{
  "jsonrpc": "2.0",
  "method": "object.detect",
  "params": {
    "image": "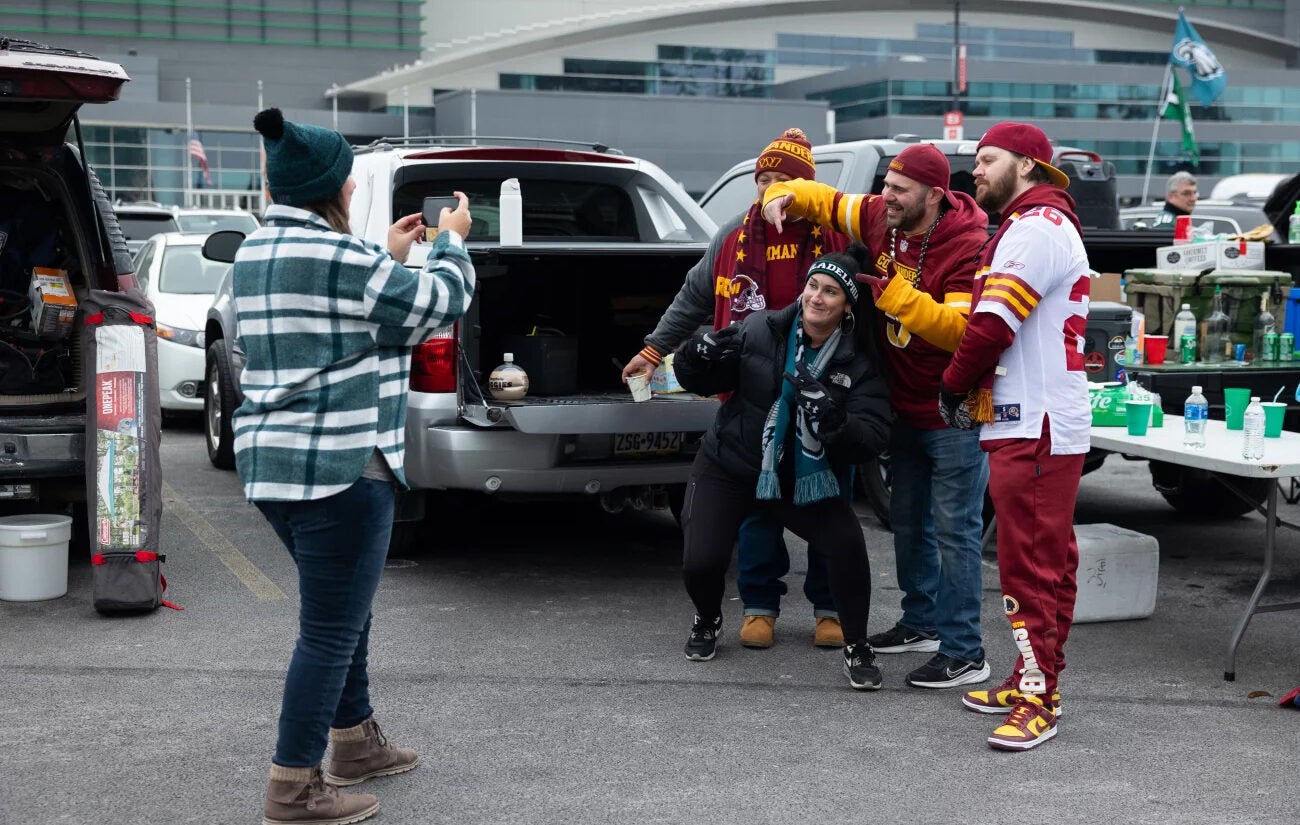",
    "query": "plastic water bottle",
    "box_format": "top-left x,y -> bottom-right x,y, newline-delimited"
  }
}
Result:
1173,303 -> 1197,358
488,352 -> 529,400
1242,396 -> 1265,460
1183,385 -> 1208,449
